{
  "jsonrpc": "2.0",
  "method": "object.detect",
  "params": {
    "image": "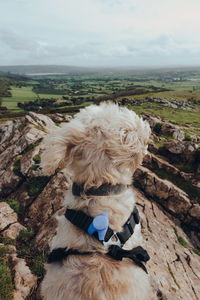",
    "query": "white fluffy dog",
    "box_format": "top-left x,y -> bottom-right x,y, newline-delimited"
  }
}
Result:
40,102 -> 151,300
